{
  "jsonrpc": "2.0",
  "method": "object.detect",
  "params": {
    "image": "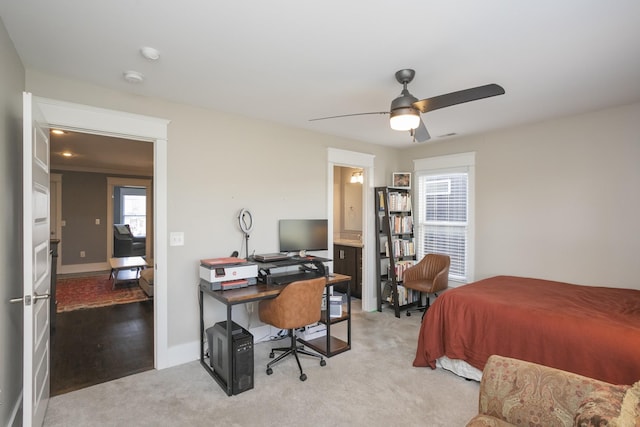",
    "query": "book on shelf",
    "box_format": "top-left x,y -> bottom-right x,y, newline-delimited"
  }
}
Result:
385,238 -> 414,258
388,191 -> 412,212
386,284 -> 420,305
390,214 -> 413,234
389,238 -> 415,258
387,260 -> 416,282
